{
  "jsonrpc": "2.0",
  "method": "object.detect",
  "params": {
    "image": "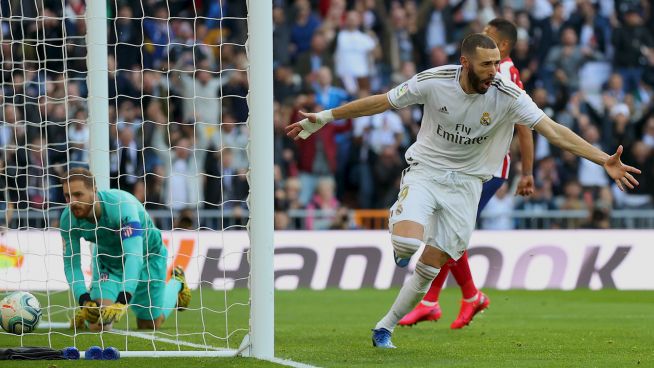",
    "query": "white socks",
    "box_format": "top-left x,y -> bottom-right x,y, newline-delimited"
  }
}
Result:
375,261 -> 440,332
